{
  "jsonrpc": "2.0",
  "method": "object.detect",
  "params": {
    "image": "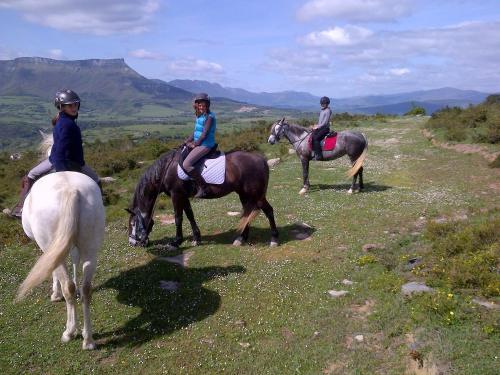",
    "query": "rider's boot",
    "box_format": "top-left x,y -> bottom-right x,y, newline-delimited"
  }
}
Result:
189,170 -> 210,198
9,175 -> 35,219
313,144 -> 323,161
